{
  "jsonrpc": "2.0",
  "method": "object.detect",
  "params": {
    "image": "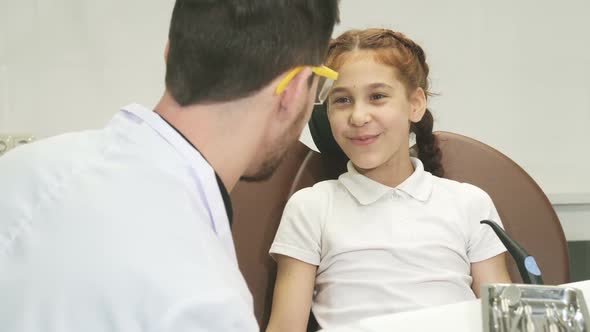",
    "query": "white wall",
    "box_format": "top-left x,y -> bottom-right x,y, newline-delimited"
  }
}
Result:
0,0 -> 175,136
556,204 -> 590,242
1,0 -> 589,238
